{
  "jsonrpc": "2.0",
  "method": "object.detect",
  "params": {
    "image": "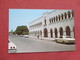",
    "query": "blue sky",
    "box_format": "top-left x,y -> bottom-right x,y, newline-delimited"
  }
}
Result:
9,9 -> 54,32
